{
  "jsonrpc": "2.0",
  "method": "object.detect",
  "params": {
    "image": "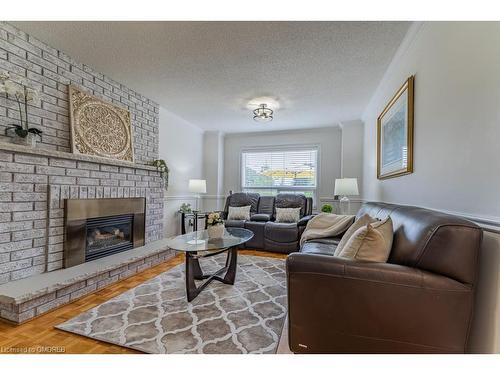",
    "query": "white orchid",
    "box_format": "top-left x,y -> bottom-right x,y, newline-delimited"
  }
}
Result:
0,71 -> 42,140
4,79 -> 24,98
0,74 -> 39,101
0,77 -> 12,95
0,71 -> 9,94
3,79 -> 20,96
0,71 -> 9,82
25,88 -> 40,104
